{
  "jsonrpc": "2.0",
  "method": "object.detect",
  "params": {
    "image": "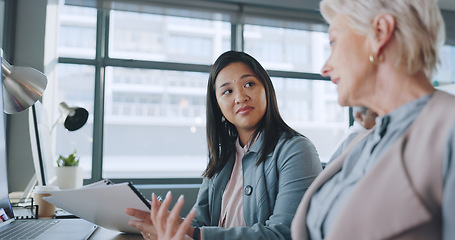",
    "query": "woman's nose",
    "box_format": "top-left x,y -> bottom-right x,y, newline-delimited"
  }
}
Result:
235,91 -> 249,104
321,64 -> 331,77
